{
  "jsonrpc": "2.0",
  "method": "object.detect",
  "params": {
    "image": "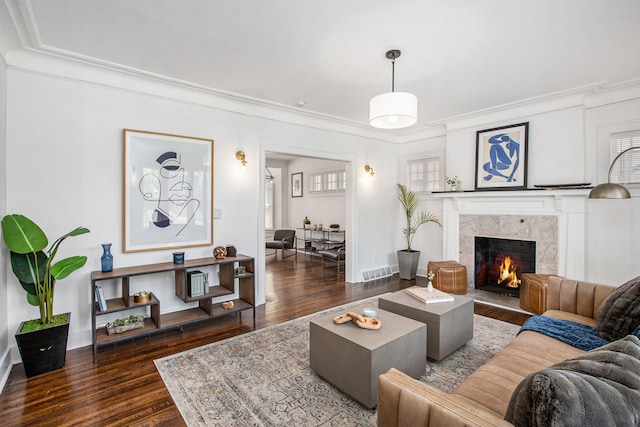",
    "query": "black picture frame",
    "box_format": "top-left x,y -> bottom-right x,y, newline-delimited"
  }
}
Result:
291,172 -> 303,197
475,122 -> 528,191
